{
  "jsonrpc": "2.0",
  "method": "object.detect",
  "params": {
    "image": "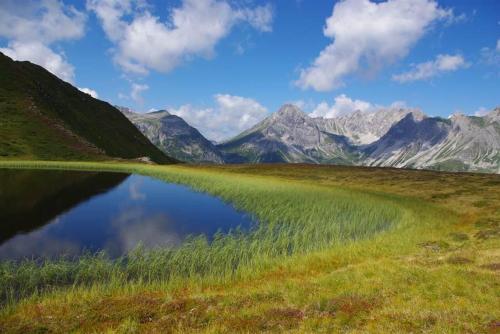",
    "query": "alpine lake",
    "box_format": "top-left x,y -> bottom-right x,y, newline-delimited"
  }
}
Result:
0,169 -> 254,260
